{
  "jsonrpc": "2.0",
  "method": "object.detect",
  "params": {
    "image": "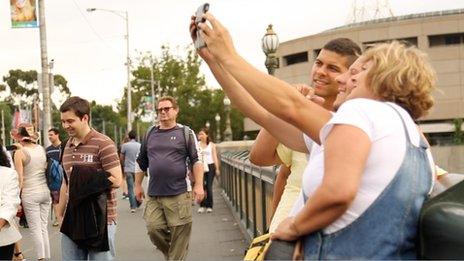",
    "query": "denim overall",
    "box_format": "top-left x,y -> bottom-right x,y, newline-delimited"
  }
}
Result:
303,105 -> 432,259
